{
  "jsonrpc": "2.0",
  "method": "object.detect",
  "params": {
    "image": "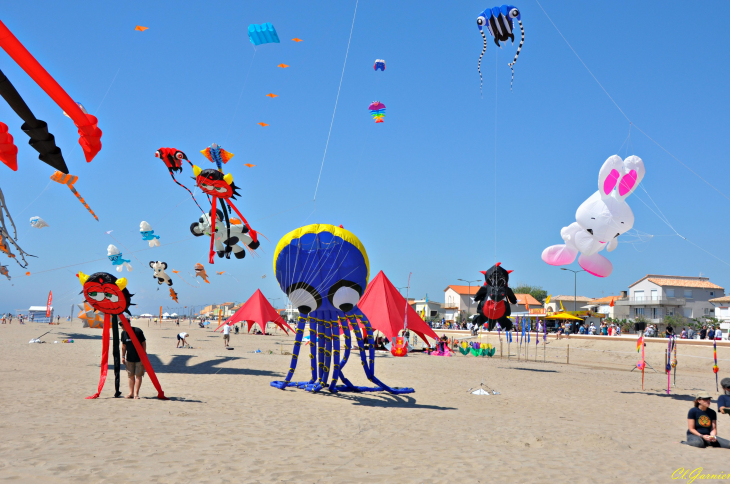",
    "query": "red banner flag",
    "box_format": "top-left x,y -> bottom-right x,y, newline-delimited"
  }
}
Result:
46,290 -> 52,318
